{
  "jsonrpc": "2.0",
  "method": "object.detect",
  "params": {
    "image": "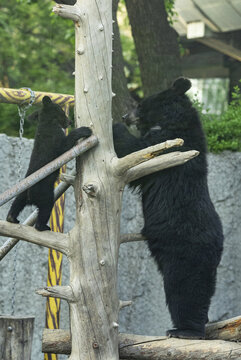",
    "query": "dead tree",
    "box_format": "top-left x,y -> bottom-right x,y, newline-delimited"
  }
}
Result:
2,1 -> 238,359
